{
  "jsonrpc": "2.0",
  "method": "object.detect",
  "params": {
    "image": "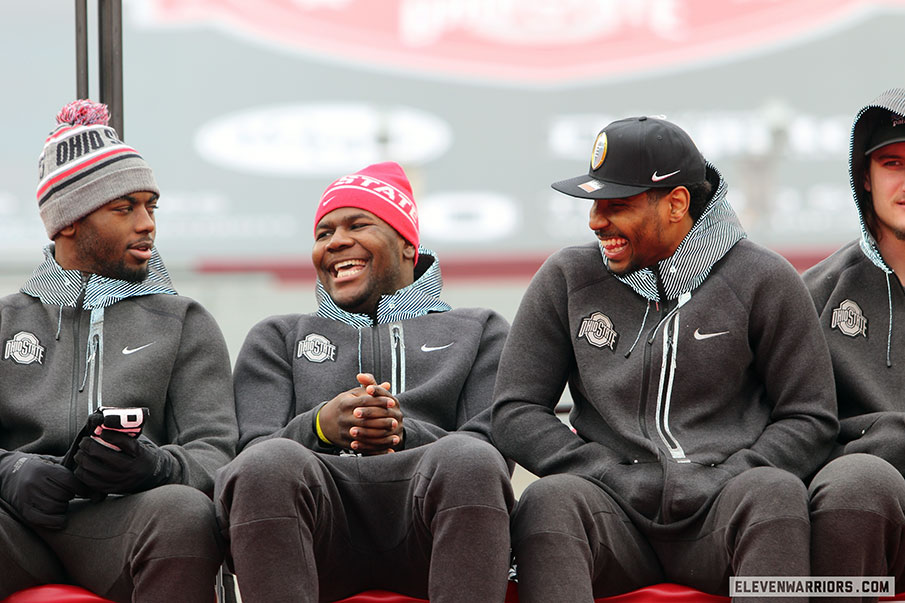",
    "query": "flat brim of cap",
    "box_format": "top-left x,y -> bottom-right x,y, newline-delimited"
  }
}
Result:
865,135 -> 905,156
551,174 -> 651,200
